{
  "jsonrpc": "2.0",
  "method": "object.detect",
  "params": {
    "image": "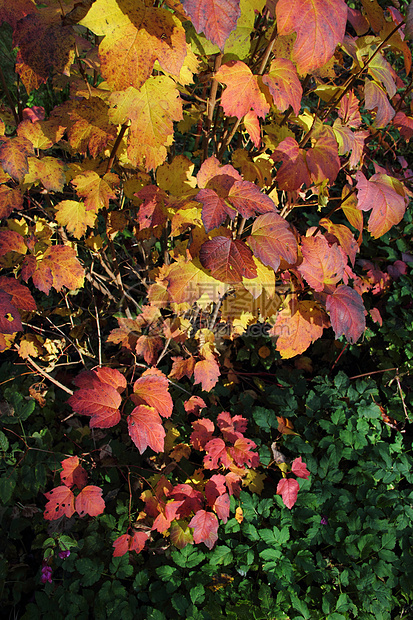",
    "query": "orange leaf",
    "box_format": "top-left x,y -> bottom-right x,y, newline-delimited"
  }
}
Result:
355,171 -> 406,239
262,59 -> 302,115
0,136 -> 34,181
75,485 -> 105,517
132,368 -> 173,418
270,300 -> 329,359
298,235 -> 346,292
44,485 -> 75,520
29,245 -> 84,295
215,61 -> 270,120
364,80 -> 395,128
194,357 -> 221,392
199,236 -> 257,283
127,404 -> 165,454
181,0 -> 241,50
60,456 -> 88,490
